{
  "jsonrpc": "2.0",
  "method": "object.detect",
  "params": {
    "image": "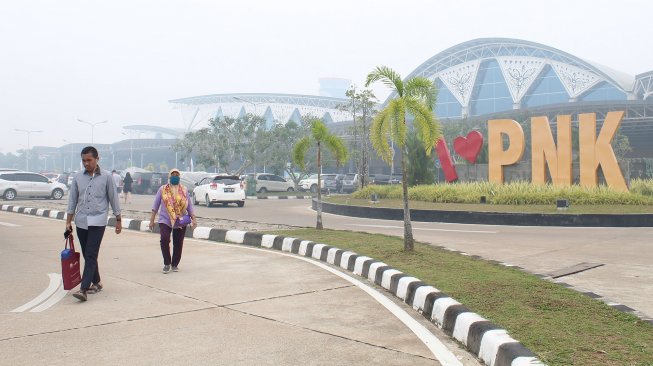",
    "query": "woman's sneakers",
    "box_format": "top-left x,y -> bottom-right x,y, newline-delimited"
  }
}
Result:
73,290 -> 87,302
88,282 -> 103,294
163,265 -> 171,274
172,266 -> 179,272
